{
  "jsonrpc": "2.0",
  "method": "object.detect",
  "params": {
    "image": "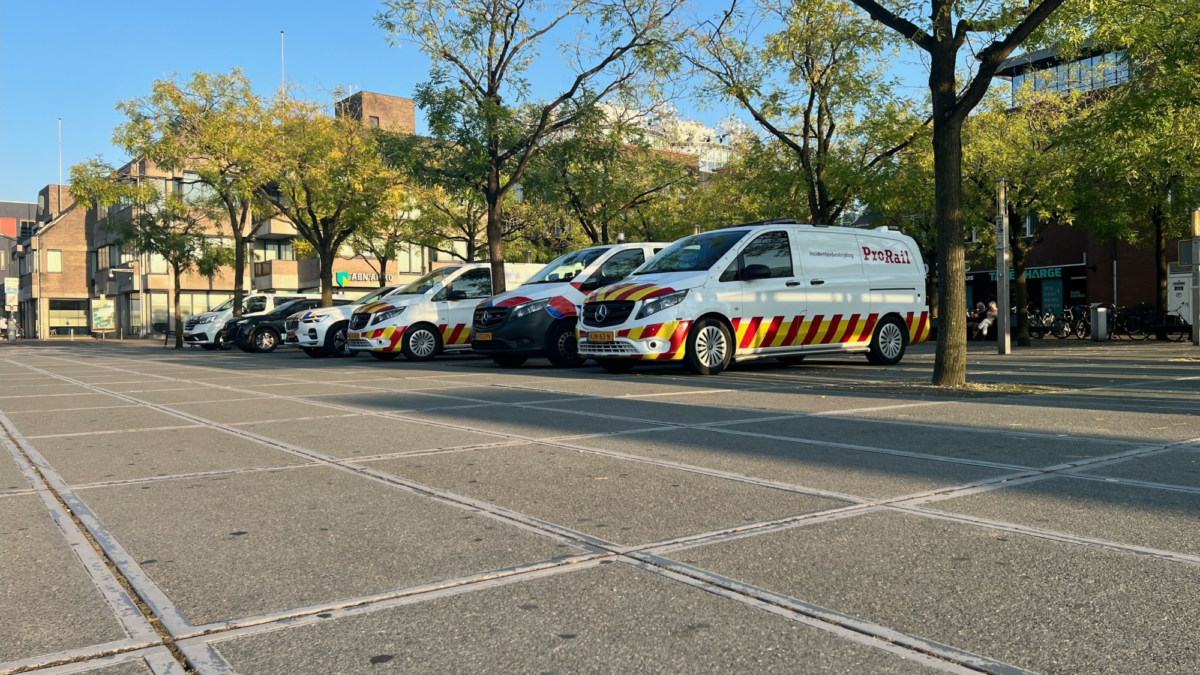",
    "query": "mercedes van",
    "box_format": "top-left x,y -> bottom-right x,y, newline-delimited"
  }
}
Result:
577,220 -> 930,375
347,262 -> 544,361
471,242 -> 666,367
